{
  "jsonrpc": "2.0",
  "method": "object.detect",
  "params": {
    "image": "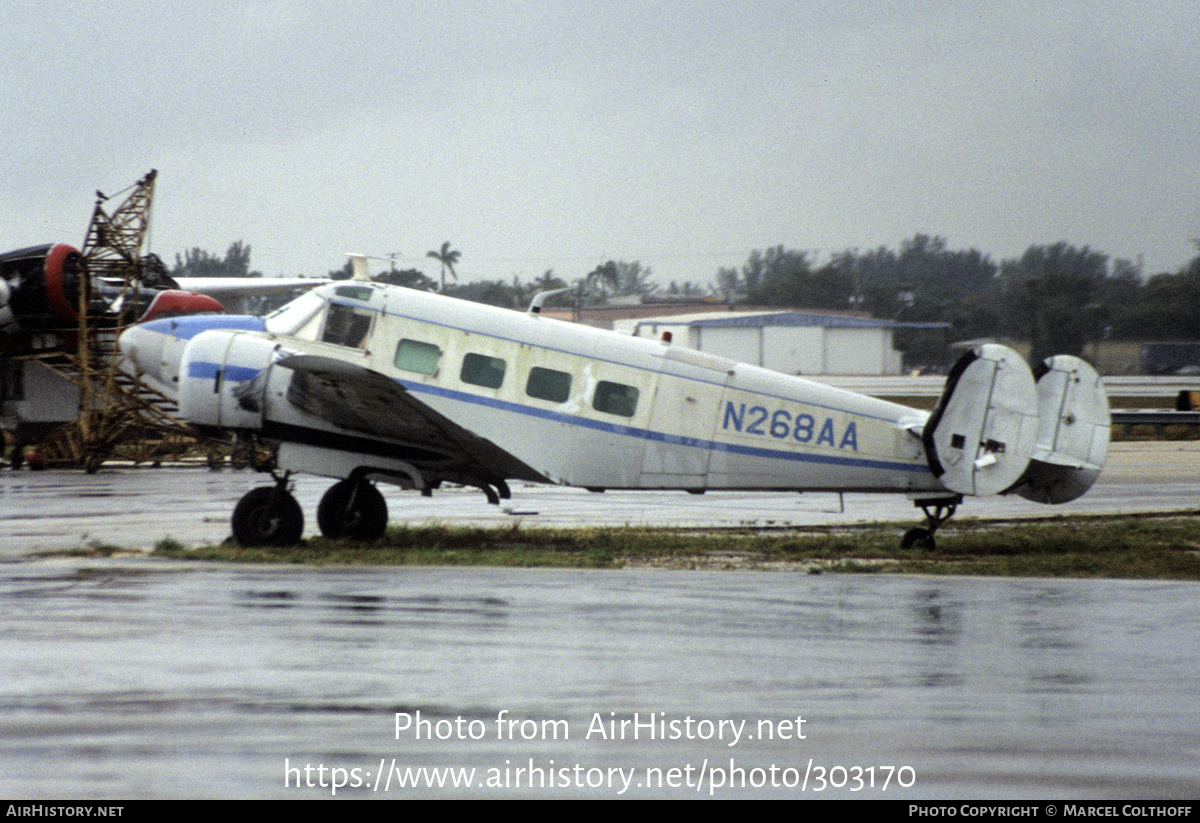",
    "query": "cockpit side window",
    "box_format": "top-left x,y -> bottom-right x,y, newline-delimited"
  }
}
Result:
335,285 -> 375,301
322,303 -> 374,348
